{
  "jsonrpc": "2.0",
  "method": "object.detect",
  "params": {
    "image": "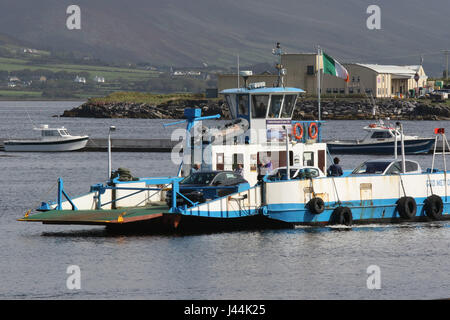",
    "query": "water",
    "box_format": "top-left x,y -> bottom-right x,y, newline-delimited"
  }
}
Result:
0,101 -> 449,300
